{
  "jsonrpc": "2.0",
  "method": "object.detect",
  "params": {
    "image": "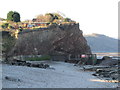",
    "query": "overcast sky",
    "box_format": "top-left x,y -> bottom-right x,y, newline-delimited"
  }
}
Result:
0,0 -> 119,38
